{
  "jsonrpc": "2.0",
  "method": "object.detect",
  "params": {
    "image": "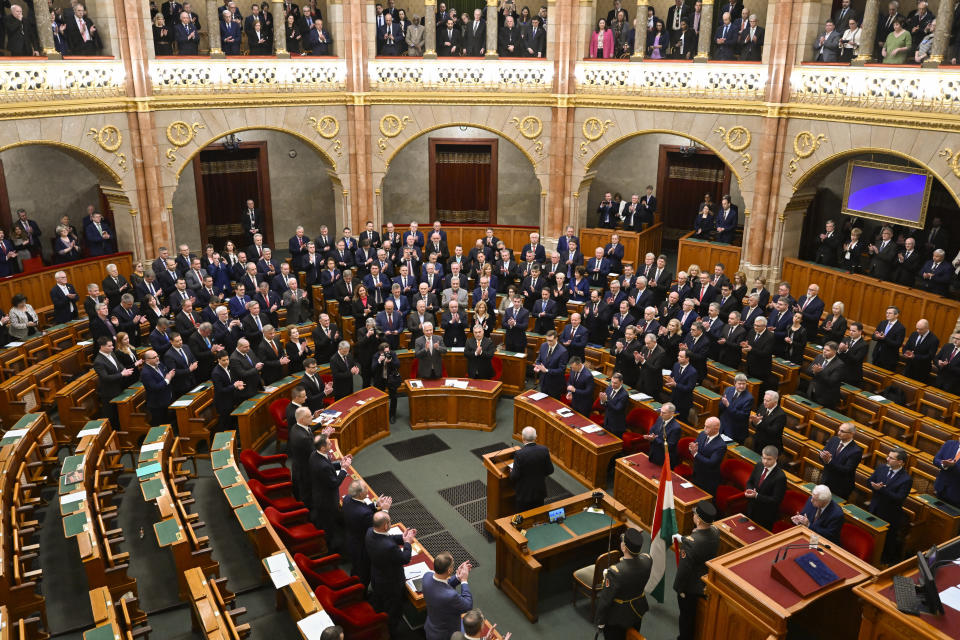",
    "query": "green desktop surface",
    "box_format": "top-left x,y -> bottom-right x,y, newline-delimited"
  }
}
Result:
211,432 -> 234,451
733,445 -> 760,462
140,477 -> 165,501
215,466 -> 240,488
144,426 -> 166,443
83,623 -> 117,640
842,504 -> 888,529
225,484 -> 253,508
525,522 -> 573,552
235,503 -> 265,531
563,510 -> 614,536
918,493 -> 960,517
211,449 -> 232,469
63,511 -> 89,537
154,518 -> 183,546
